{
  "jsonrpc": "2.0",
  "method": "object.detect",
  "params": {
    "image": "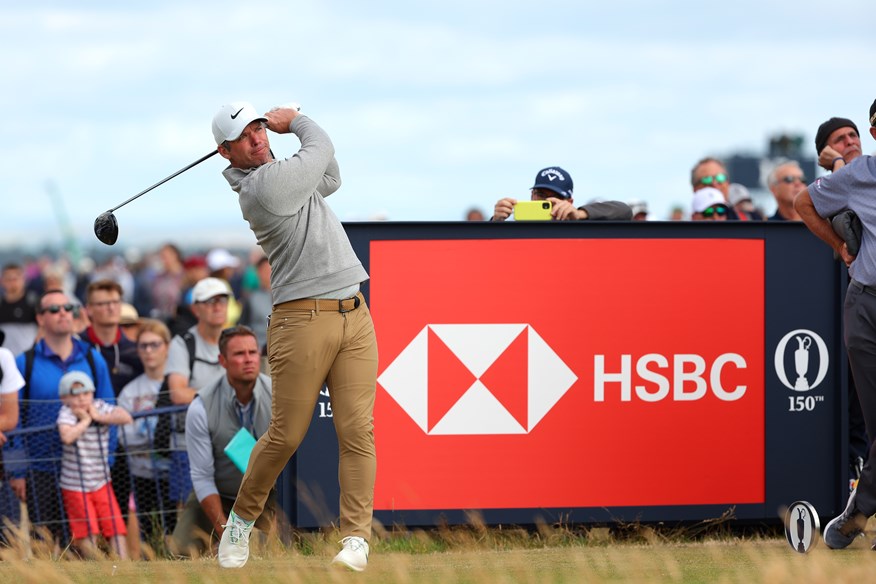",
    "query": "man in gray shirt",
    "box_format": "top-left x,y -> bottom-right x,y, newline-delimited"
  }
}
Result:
212,101 -> 377,571
171,326 -> 273,556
